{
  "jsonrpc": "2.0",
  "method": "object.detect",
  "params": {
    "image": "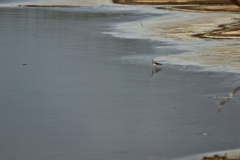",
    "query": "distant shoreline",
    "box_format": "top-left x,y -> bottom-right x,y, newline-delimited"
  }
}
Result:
15,0 -> 240,72
18,5 -> 80,7
18,1 -> 240,39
